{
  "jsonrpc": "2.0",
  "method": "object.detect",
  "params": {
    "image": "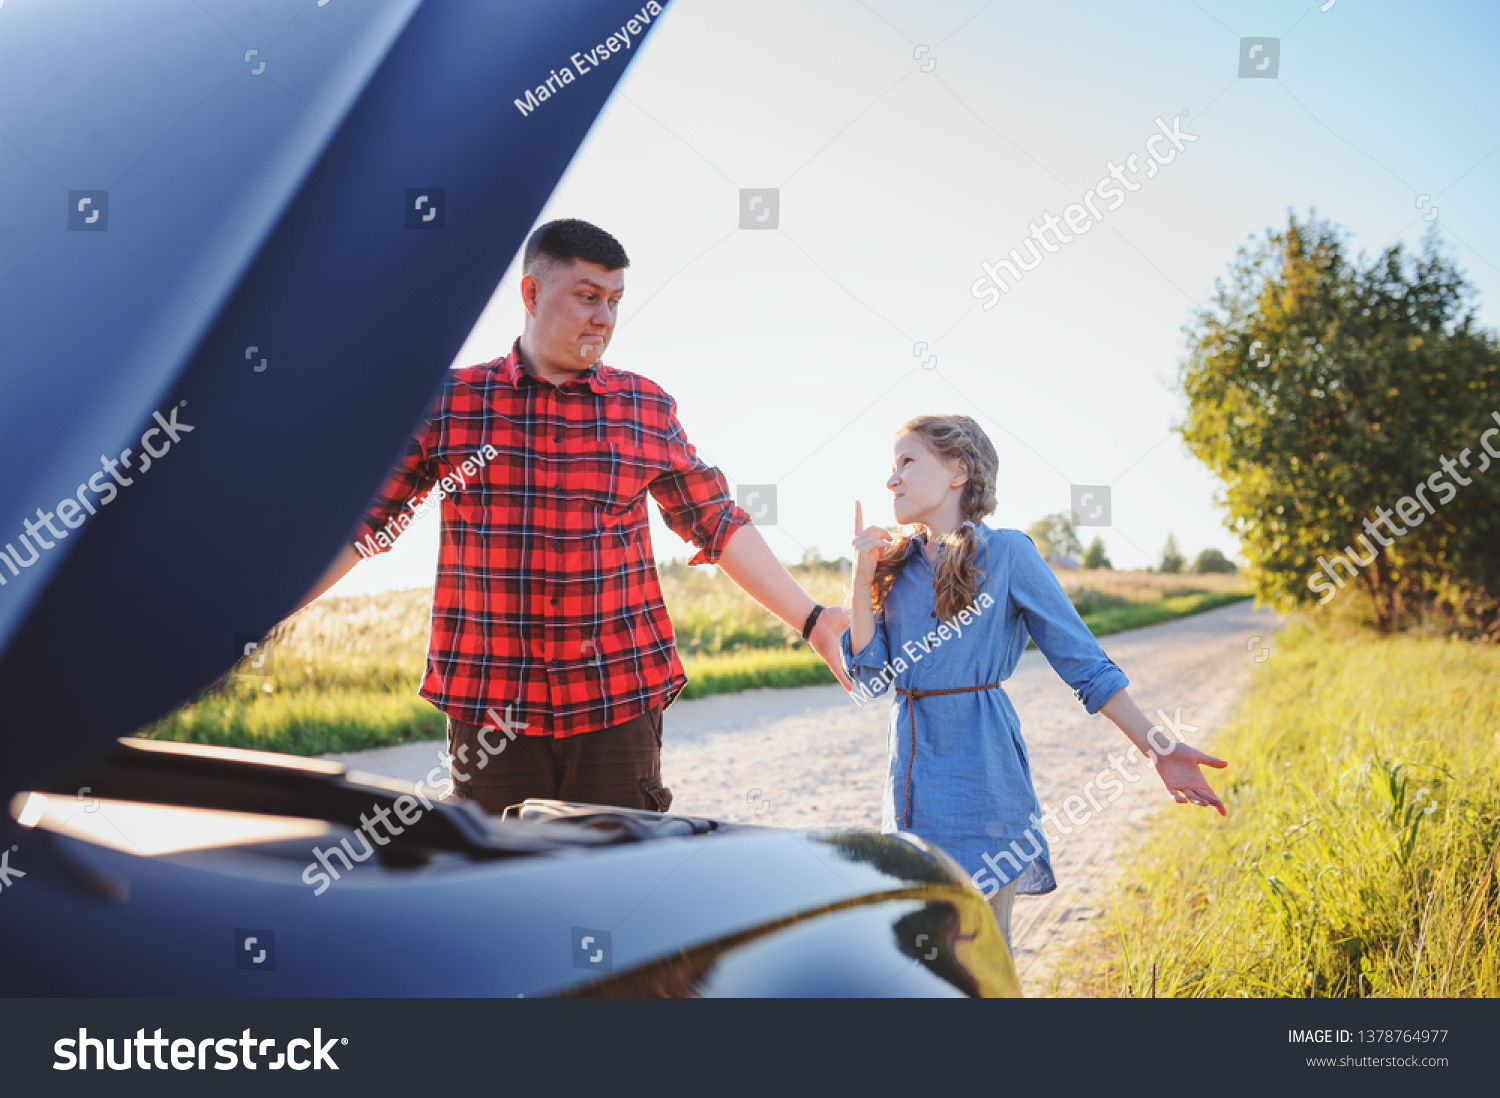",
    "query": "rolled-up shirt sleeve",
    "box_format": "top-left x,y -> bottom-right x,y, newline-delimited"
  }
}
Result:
1008,534 -> 1129,713
840,613 -> 892,698
349,408 -> 441,556
648,397 -> 751,566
